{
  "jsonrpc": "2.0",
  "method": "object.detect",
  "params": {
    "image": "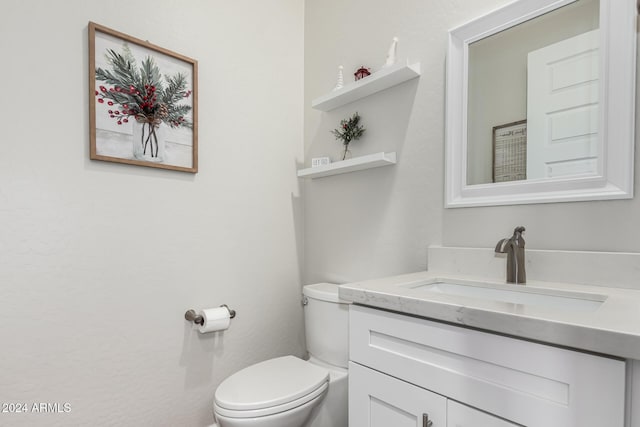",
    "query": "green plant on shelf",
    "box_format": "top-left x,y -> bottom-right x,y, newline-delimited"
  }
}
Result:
331,112 -> 365,161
